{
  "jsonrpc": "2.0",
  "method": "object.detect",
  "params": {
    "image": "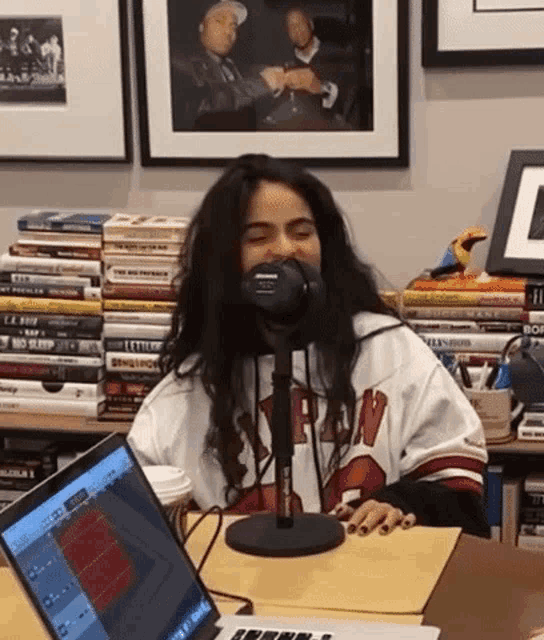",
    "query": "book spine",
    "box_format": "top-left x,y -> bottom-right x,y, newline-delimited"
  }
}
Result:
525,282 -> 544,310
0,362 -> 104,383
501,476 -> 523,546
402,305 -> 524,321
455,352 -> 501,366
102,283 -> 176,301
17,210 -> 111,233
419,331 -> 520,353
522,311 -> 544,324
0,271 -> 100,287
103,299 -> 175,313
104,379 -> 156,397
520,491 -> 544,526
0,336 -> 103,356
408,319 -> 522,333
0,458 -> 43,480
17,230 -> 103,244
9,243 -> 101,261
0,396 -> 105,417
0,296 -> 102,315
0,253 -> 101,276
0,476 -> 40,491
402,290 -> 525,307
409,277 -> 525,292
105,351 -> 160,373
0,283 -> 101,300
103,323 -> 169,340
104,400 -> 139,414
104,338 -> 163,353
105,394 -> 144,406
103,260 -> 178,285
103,240 -> 182,255
0,378 -> 103,400
0,352 -> 102,366
0,488 -> 27,504
523,324 -> 544,337
106,372 -> 161,384
0,313 -> 102,332
103,214 -> 188,242
485,465 -> 504,531
103,311 -> 172,325
0,325 -> 101,340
